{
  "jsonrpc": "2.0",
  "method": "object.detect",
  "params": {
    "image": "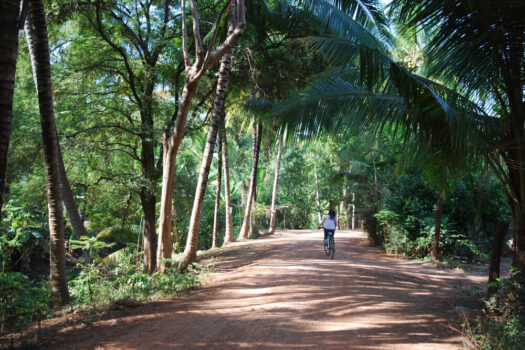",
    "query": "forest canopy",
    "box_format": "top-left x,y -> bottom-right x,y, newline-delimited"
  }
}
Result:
0,0 -> 524,347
